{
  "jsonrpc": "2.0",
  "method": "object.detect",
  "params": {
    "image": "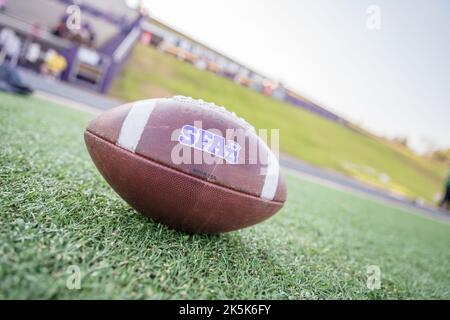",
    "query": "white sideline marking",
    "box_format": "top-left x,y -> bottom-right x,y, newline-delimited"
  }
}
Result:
117,99 -> 156,152
261,148 -> 280,201
282,167 -> 450,225
33,91 -> 101,115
